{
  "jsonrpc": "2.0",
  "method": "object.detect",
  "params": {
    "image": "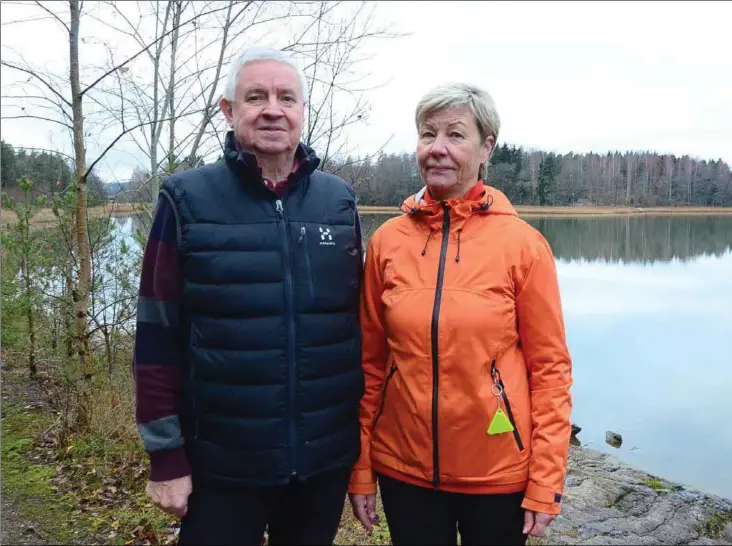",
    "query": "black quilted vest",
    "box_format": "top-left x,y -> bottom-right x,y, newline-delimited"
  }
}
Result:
161,133 -> 363,487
